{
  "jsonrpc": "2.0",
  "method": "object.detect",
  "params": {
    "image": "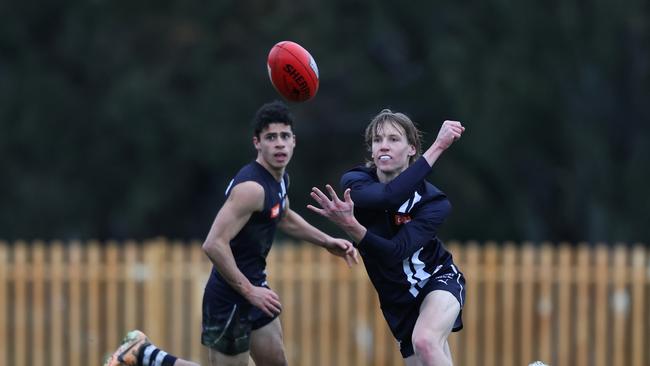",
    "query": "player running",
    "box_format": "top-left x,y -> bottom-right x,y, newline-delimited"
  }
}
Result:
104,101 -> 357,366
